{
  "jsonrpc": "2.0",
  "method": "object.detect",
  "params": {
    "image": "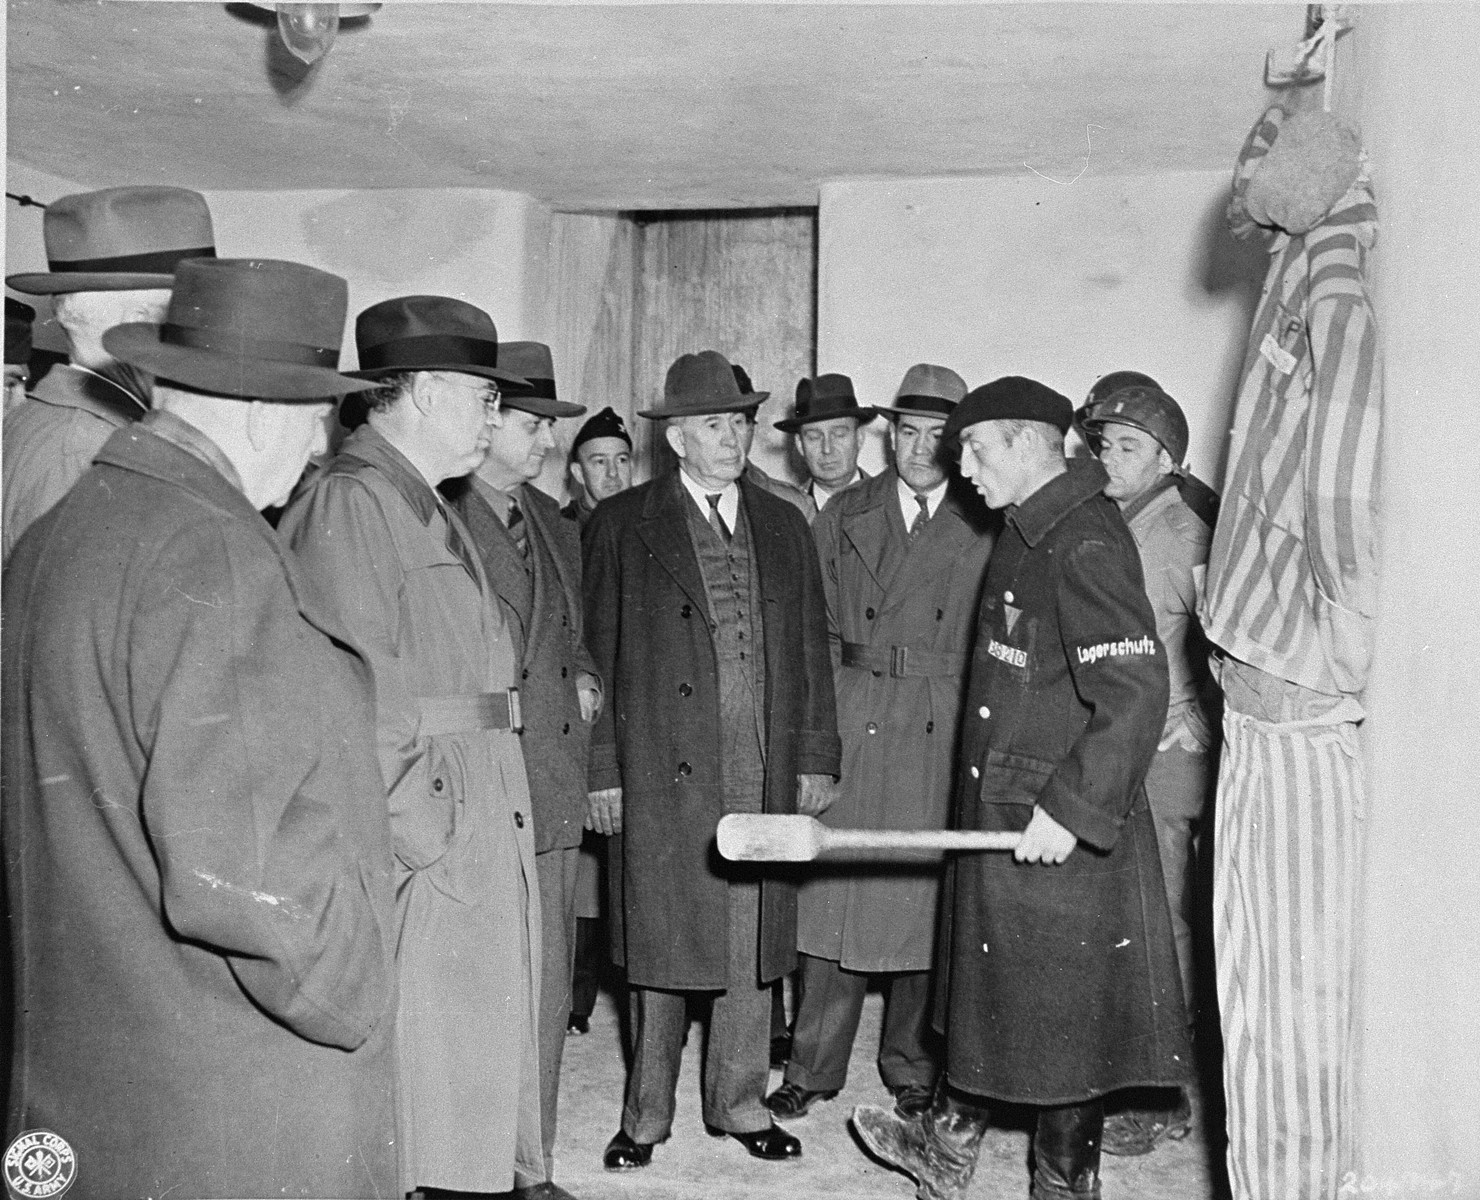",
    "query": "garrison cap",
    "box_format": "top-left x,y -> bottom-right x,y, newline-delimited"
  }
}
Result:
571,405 -> 632,453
